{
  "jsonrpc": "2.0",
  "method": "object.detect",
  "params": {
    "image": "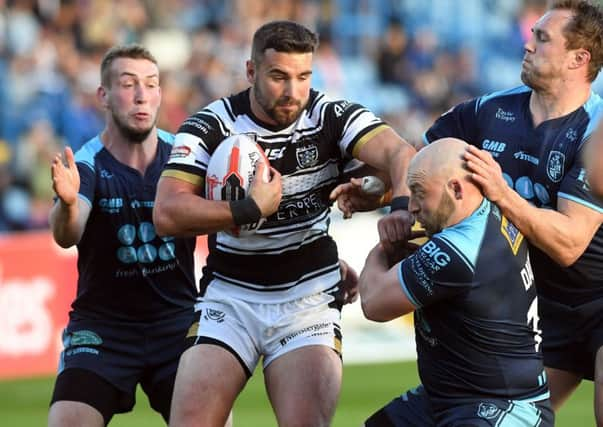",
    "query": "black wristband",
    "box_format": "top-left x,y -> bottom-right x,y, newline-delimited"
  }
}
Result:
390,196 -> 410,212
230,198 -> 262,226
